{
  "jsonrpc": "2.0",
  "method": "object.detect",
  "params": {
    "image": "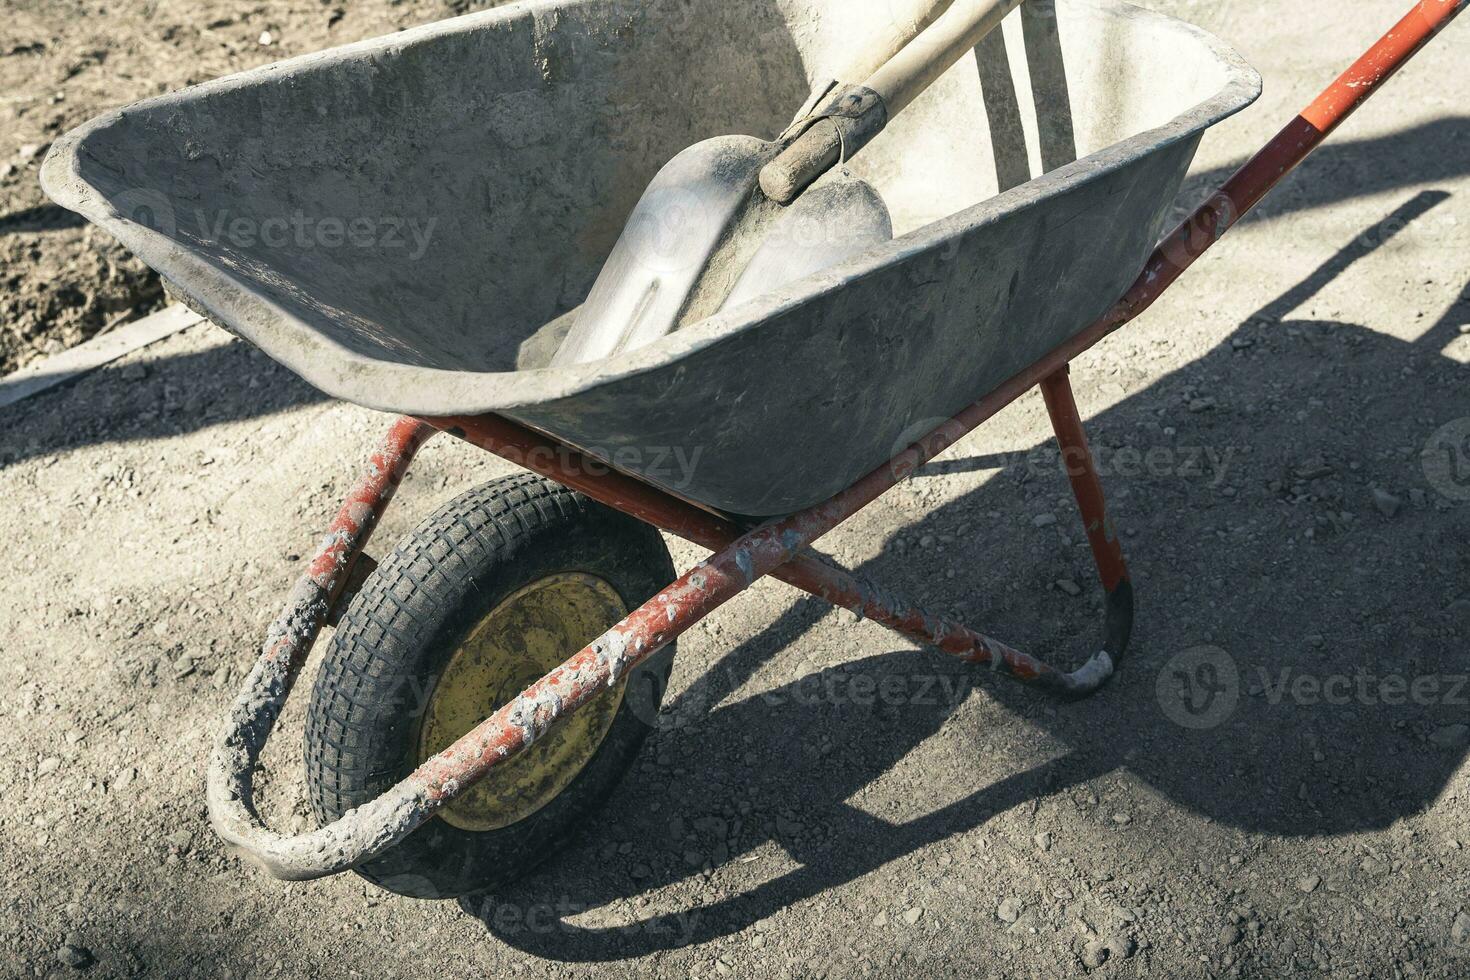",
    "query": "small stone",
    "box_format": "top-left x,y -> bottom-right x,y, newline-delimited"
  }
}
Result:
17,142 -> 45,161
1032,513 -> 1057,528
119,362 -> 147,381
1371,488 -> 1402,518
684,850 -> 704,868
1219,923 -> 1243,946
693,814 -> 727,836
872,910 -> 888,927
1034,832 -> 1052,852
258,30 -> 274,45
902,907 -> 923,926
1081,934 -> 1135,969
1294,459 -> 1334,480
39,756 -> 61,776
57,944 -> 92,969
1055,579 -> 1082,597
1452,911 -> 1470,946
1430,725 -> 1470,748
1112,812 -> 1132,825
997,898 -> 1021,923
775,815 -> 803,838
168,829 -> 193,851
1188,397 -> 1217,413
1297,874 -> 1321,893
